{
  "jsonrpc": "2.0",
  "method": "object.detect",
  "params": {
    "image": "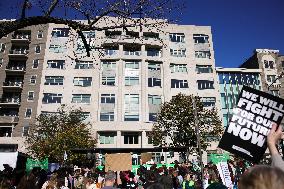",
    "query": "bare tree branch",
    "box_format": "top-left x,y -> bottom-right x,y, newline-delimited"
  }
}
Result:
45,0 -> 59,16
21,0 -> 29,19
